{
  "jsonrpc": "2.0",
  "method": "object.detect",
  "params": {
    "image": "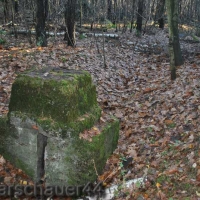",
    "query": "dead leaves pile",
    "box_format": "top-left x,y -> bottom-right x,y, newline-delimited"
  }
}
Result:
0,30 -> 200,199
